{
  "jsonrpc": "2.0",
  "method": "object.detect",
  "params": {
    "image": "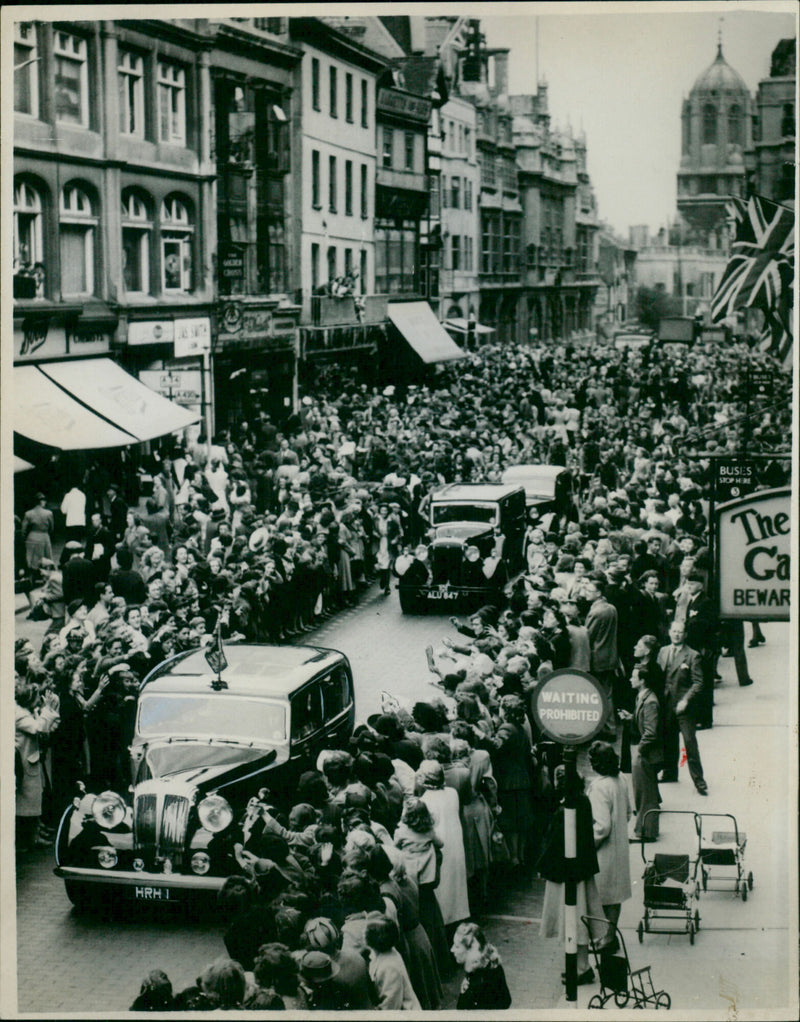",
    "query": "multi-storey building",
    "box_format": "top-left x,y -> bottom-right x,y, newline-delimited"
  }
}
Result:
13,17 -> 216,447
288,17 -> 389,383
745,38 -> 796,203
207,16 -> 302,426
